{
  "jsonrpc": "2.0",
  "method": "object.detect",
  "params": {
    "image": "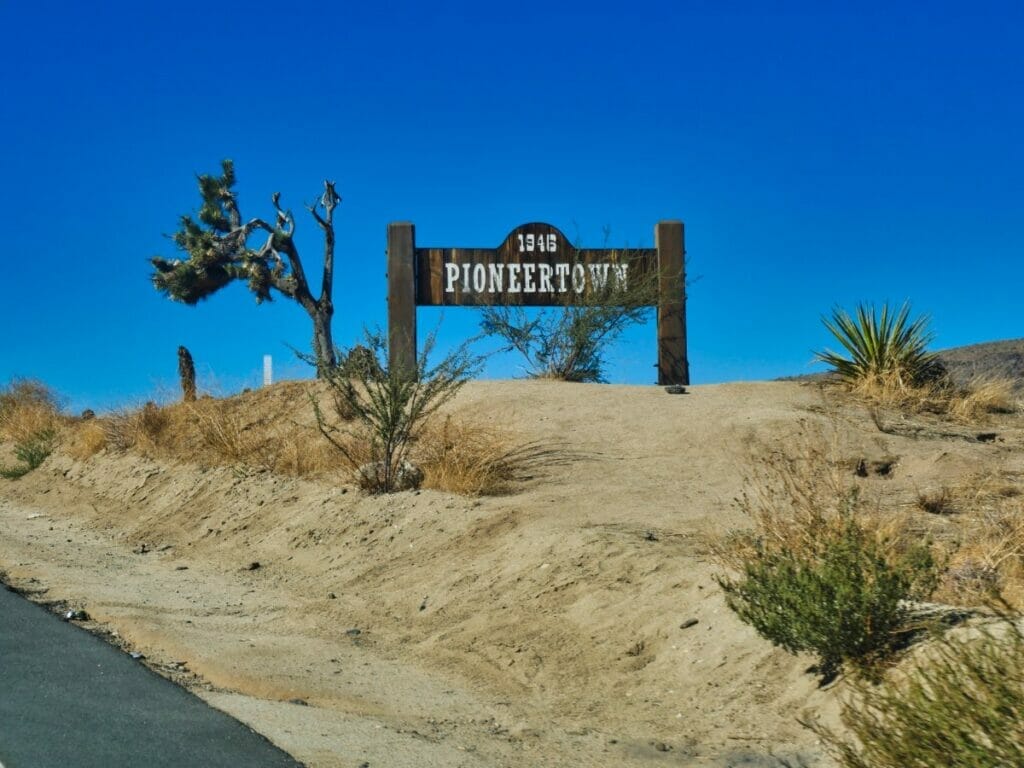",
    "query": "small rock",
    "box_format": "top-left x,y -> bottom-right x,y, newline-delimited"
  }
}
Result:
130,651 -> 145,660
63,609 -> 89,621
679,618 -> 699,629
653,741 -> 672,752
357,460 -> 424,492
664,385 -> 687,395
643,530 -> 659,542
288,698 -> 309,706
174,565 -> 189,571
345,628 -> 362,637
246,561 -> 261,571
327,592 -> 337,599
419,597 -> 428,611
